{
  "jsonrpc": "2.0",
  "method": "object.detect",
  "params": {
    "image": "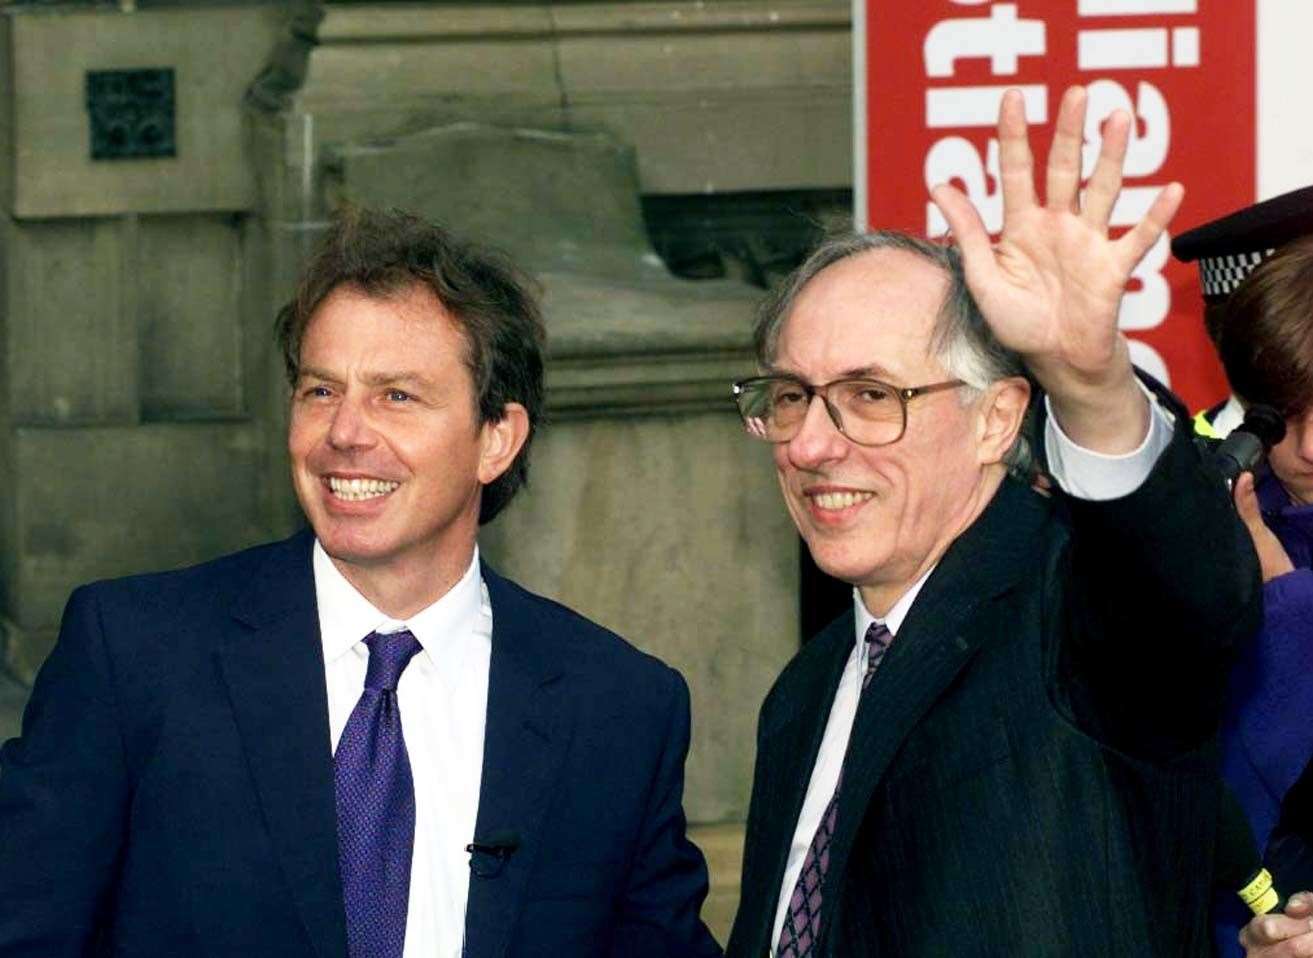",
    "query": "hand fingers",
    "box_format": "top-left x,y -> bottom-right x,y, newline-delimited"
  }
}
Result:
1239,913 -> 1313,947
1114,181 -> 1184,273
929,183 -> 1003,306
1288,894 -> 1313,917
1269,934 -> 1313,958
1045,86 -> 1087,214
1082,109 -> 1131,229
1240,931 -> 1313,958
1234,473 -> 1296,581
996,88 -> 1038,220
930,183 -> 995,262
